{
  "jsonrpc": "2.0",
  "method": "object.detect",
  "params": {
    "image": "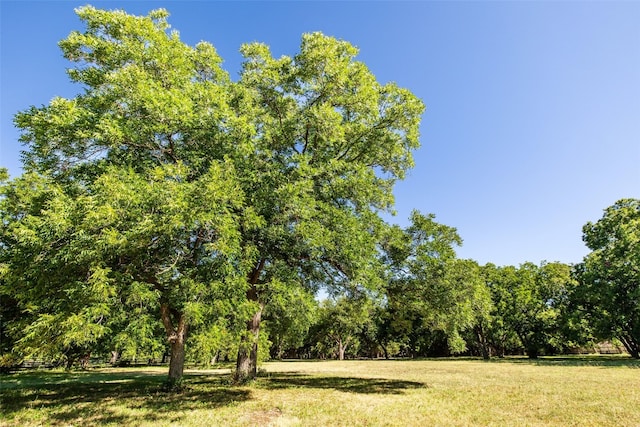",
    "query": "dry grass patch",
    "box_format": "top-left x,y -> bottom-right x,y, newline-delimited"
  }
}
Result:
1,357 -> 638,426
